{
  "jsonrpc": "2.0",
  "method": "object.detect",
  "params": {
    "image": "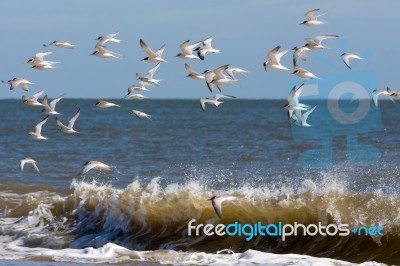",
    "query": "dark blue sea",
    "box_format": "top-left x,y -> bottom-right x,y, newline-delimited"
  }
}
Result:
0,98 -> 398,265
